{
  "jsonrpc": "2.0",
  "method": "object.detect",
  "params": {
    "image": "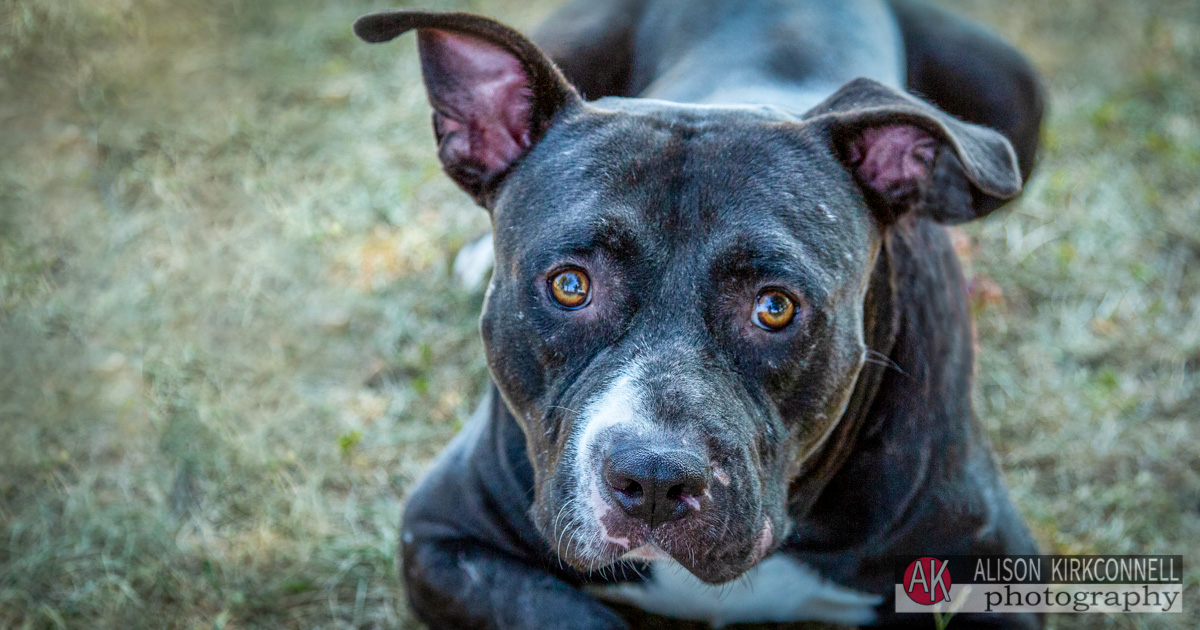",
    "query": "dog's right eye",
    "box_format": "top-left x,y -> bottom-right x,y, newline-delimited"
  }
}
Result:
549,268 -> 590,309
752,289 -> 796,331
